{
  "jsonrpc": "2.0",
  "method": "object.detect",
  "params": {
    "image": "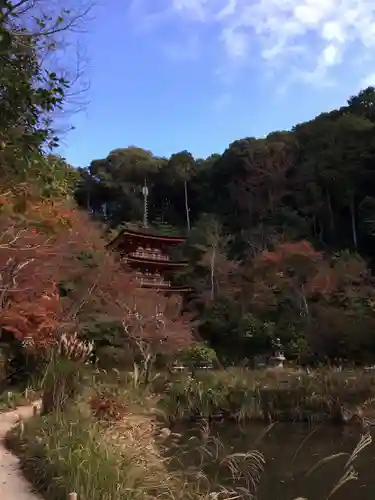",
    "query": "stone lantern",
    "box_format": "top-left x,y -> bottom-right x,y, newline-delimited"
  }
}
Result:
269,337 -> 286,368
